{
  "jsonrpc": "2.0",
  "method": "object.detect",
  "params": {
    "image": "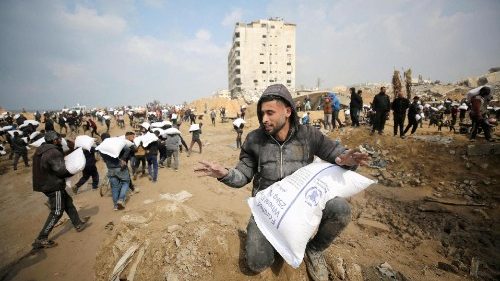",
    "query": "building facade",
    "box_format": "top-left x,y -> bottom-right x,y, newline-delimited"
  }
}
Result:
228,18 -> 296,101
